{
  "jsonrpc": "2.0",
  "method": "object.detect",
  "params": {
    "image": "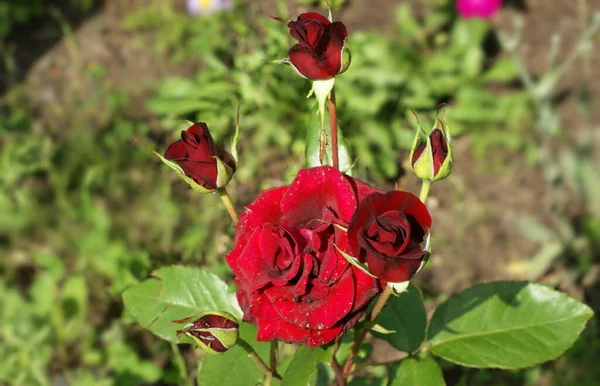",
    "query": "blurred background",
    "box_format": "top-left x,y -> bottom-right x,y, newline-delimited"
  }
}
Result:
1,0 -> 599,385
